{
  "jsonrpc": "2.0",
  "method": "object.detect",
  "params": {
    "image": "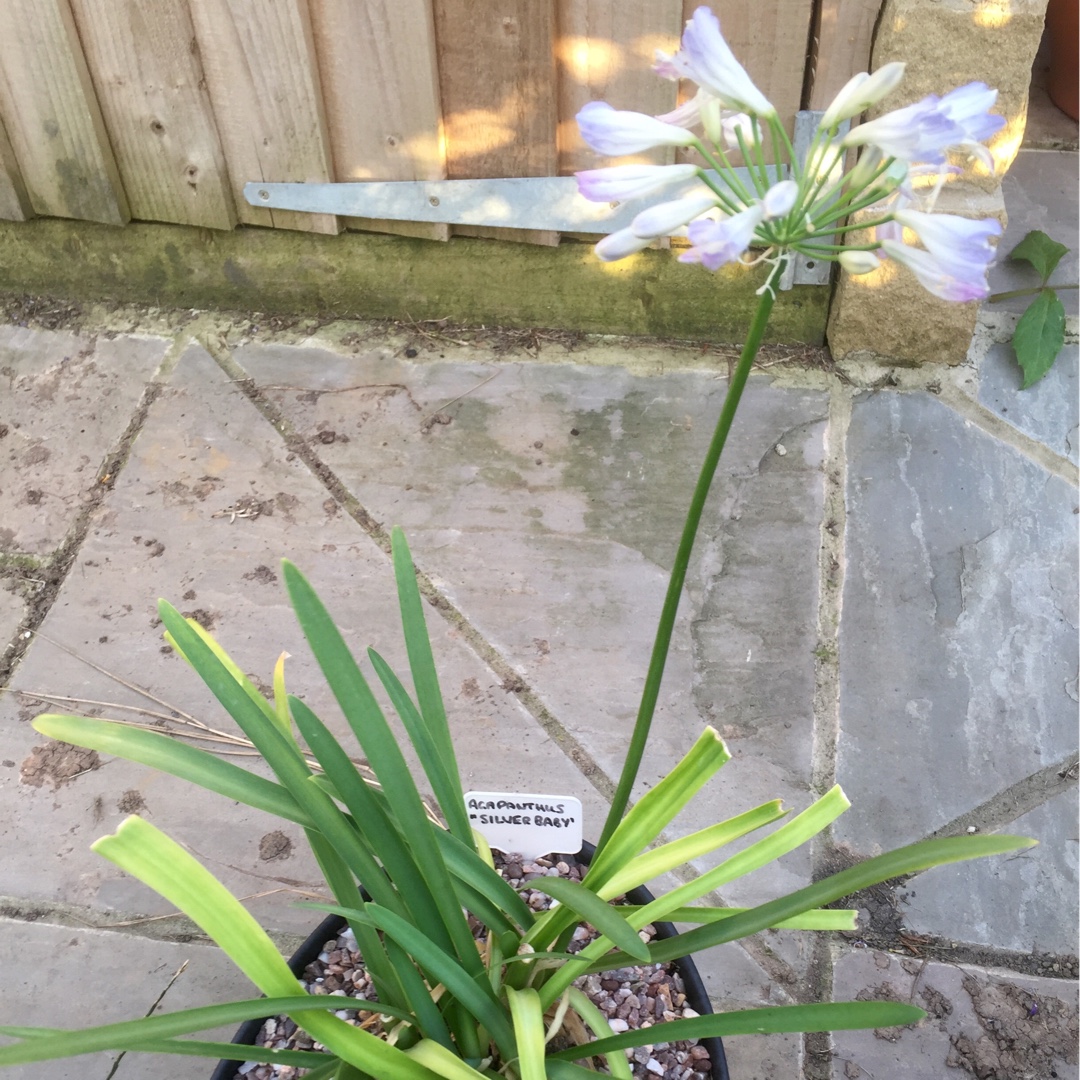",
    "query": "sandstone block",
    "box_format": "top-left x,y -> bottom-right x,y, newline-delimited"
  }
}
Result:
826,184 -> 1007,365
870,0 -> 1049,187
